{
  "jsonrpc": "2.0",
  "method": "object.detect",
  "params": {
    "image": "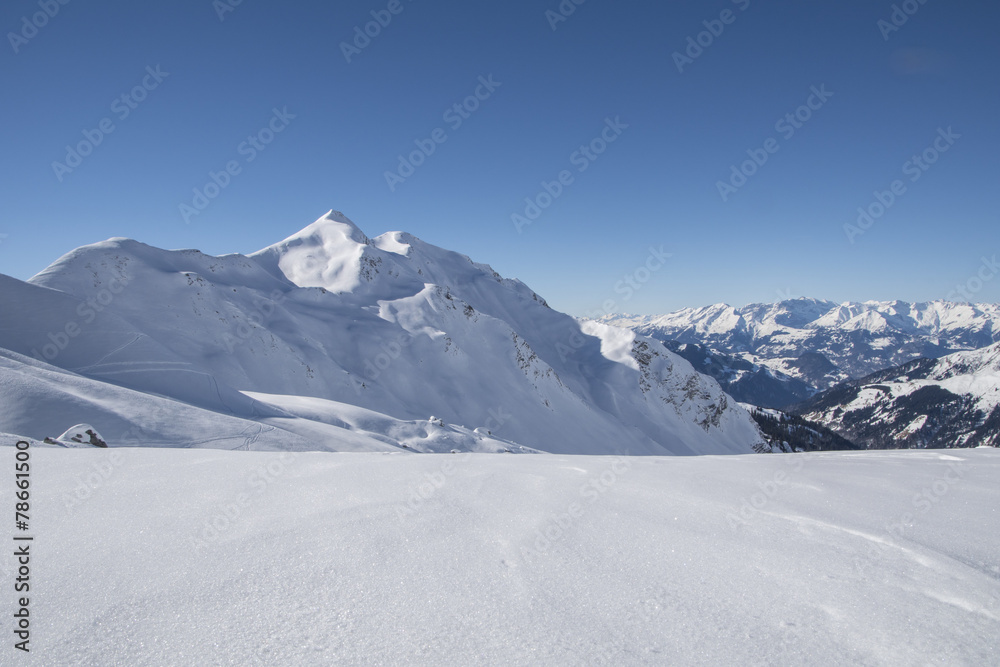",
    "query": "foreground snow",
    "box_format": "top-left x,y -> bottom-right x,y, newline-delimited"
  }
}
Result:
4,444 -> 997,665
